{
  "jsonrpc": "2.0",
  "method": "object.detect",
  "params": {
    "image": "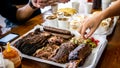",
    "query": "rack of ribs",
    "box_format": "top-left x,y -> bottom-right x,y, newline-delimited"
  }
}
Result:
67,43 -> 92,68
